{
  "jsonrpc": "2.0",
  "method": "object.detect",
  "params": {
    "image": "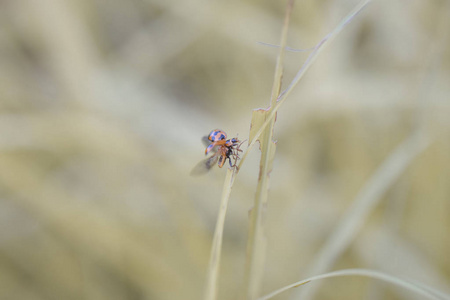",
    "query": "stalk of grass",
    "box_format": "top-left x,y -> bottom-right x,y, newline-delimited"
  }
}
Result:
203,0 -> 371,299
204,168 -> 236,300
236,0 -> 371,171
258,269 -> 450,300
239,0 -> 372,298
241,1 -> 294,299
